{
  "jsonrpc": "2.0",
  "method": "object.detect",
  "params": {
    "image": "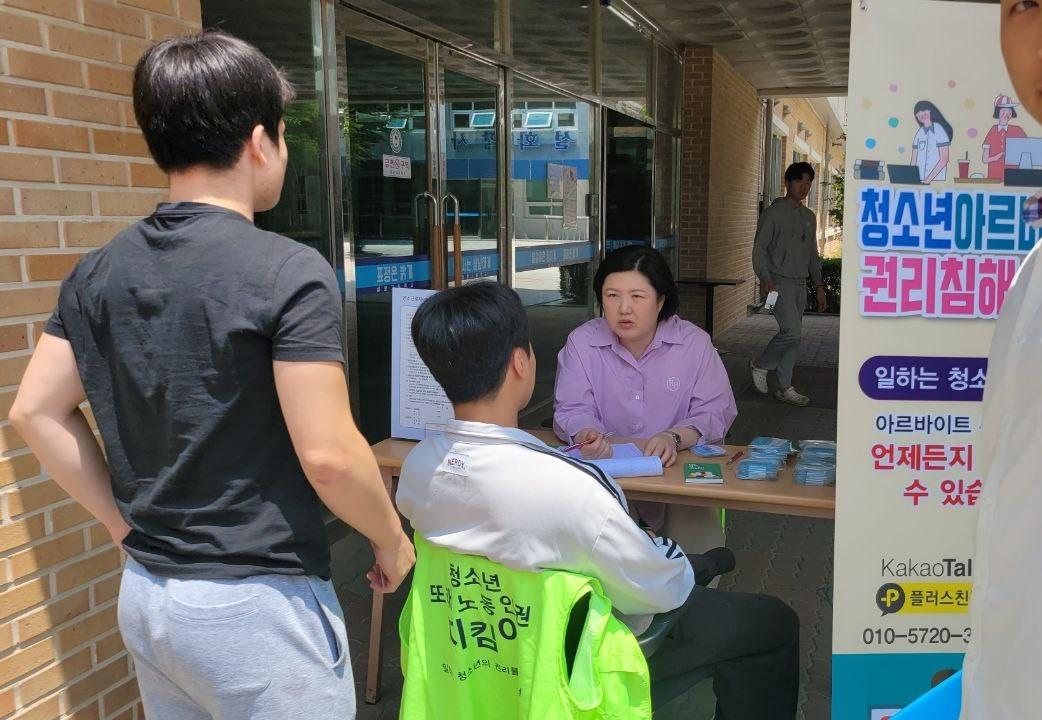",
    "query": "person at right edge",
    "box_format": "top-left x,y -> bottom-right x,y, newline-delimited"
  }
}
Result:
10,32 -> 414,720
961,2 -> 1042,717
750,162 -> 827,406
